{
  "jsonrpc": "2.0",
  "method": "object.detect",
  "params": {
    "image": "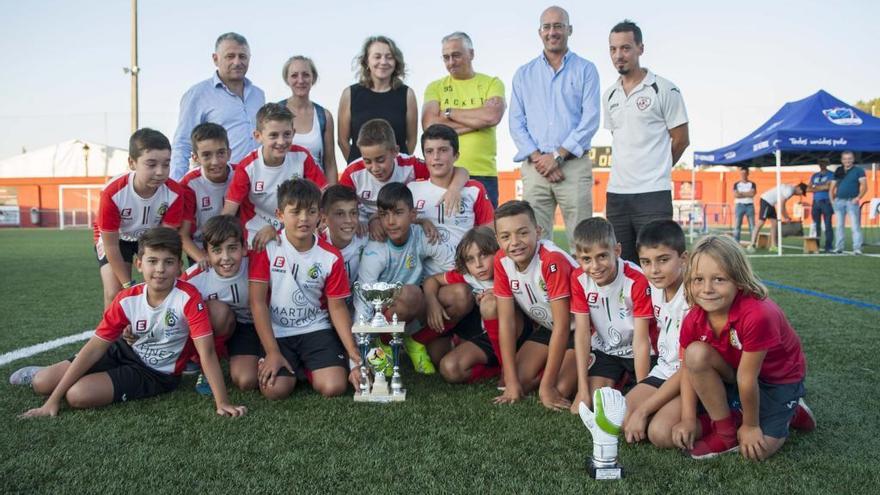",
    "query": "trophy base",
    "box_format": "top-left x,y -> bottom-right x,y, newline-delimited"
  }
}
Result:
353,390 -> 406,403
588,460 -> 624,480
